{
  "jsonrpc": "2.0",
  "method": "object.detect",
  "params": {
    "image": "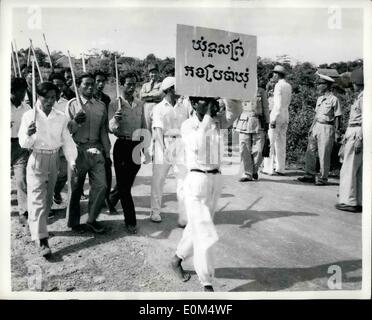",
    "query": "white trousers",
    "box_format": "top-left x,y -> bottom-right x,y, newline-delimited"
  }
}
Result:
176,171 -> 222,286
263,122 -> 288,174
27,151 -> 59,241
